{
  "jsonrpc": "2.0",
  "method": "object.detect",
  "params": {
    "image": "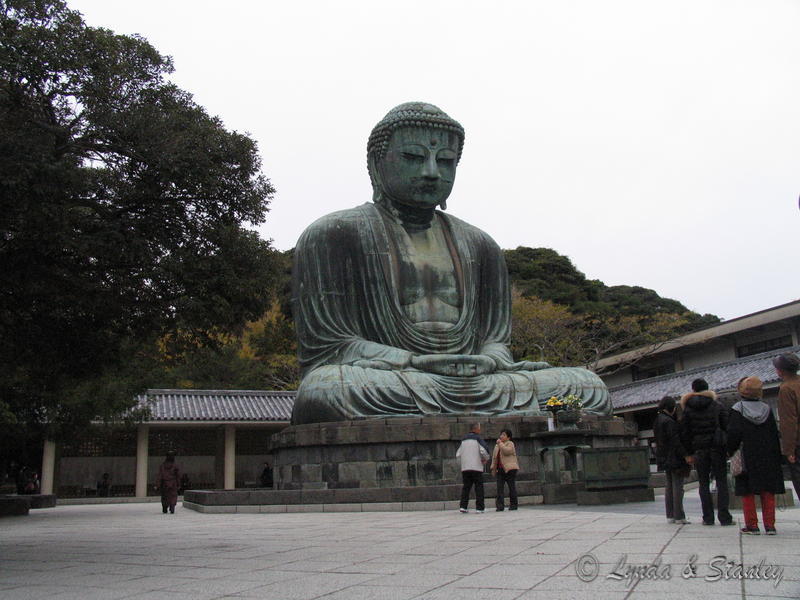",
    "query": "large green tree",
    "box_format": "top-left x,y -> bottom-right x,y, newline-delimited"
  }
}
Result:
0,0 -> 279,441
